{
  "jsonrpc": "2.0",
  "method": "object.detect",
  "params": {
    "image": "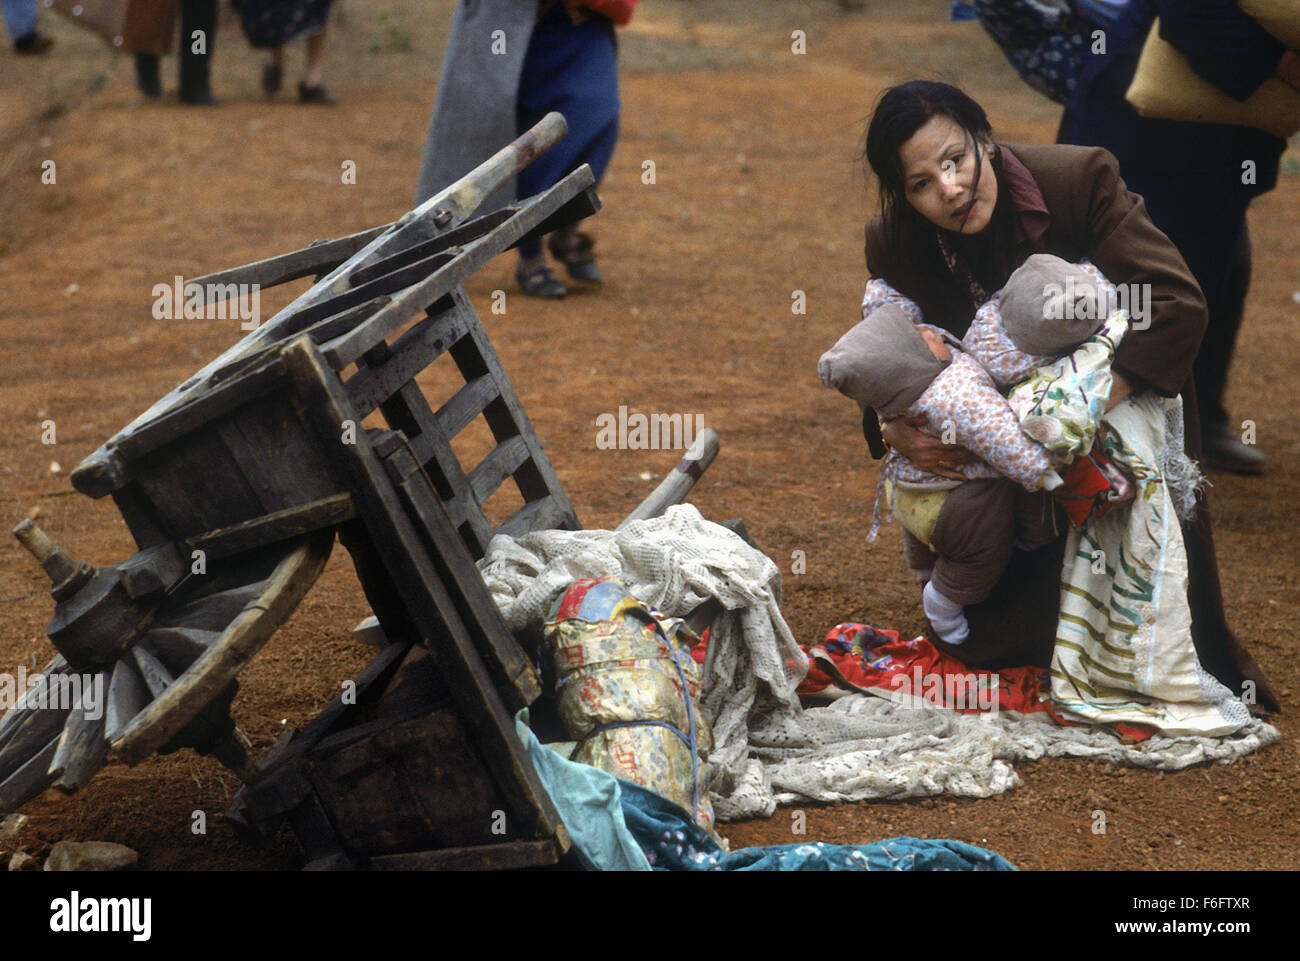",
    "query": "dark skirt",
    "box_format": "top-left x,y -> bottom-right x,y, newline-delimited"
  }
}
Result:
515,3 -> 621,199
232,0 -> 333,49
